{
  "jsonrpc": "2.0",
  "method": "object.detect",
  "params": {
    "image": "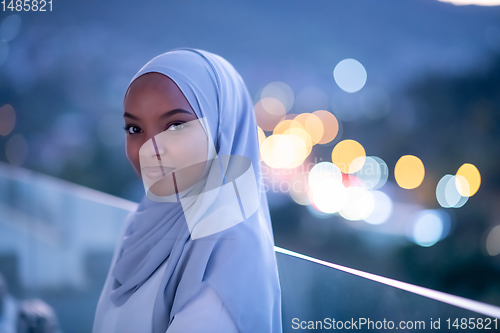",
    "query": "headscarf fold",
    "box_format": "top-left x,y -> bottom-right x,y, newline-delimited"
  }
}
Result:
109,48 -> 282,333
